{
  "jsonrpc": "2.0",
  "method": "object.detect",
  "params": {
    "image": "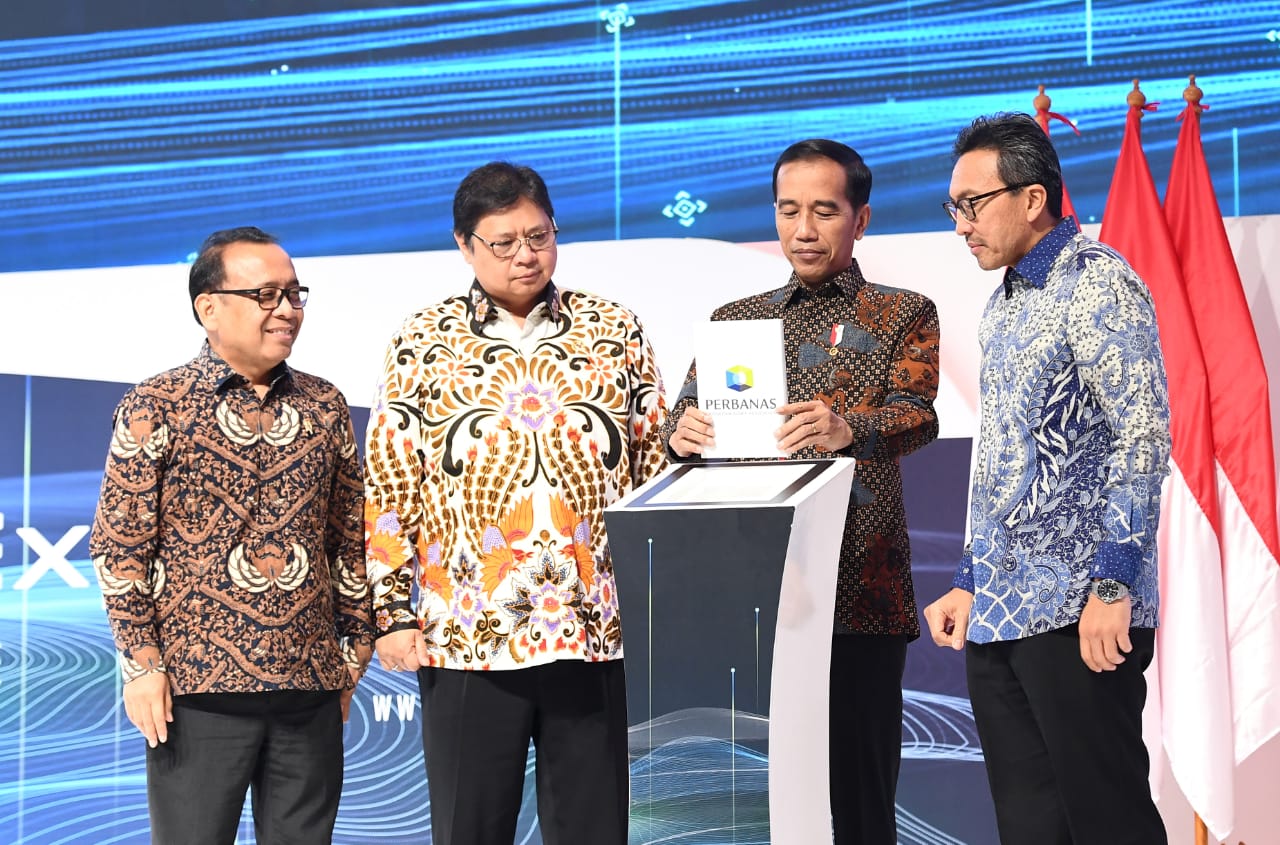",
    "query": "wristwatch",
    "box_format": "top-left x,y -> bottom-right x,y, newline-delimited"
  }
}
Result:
1091,578 -> 1130,604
